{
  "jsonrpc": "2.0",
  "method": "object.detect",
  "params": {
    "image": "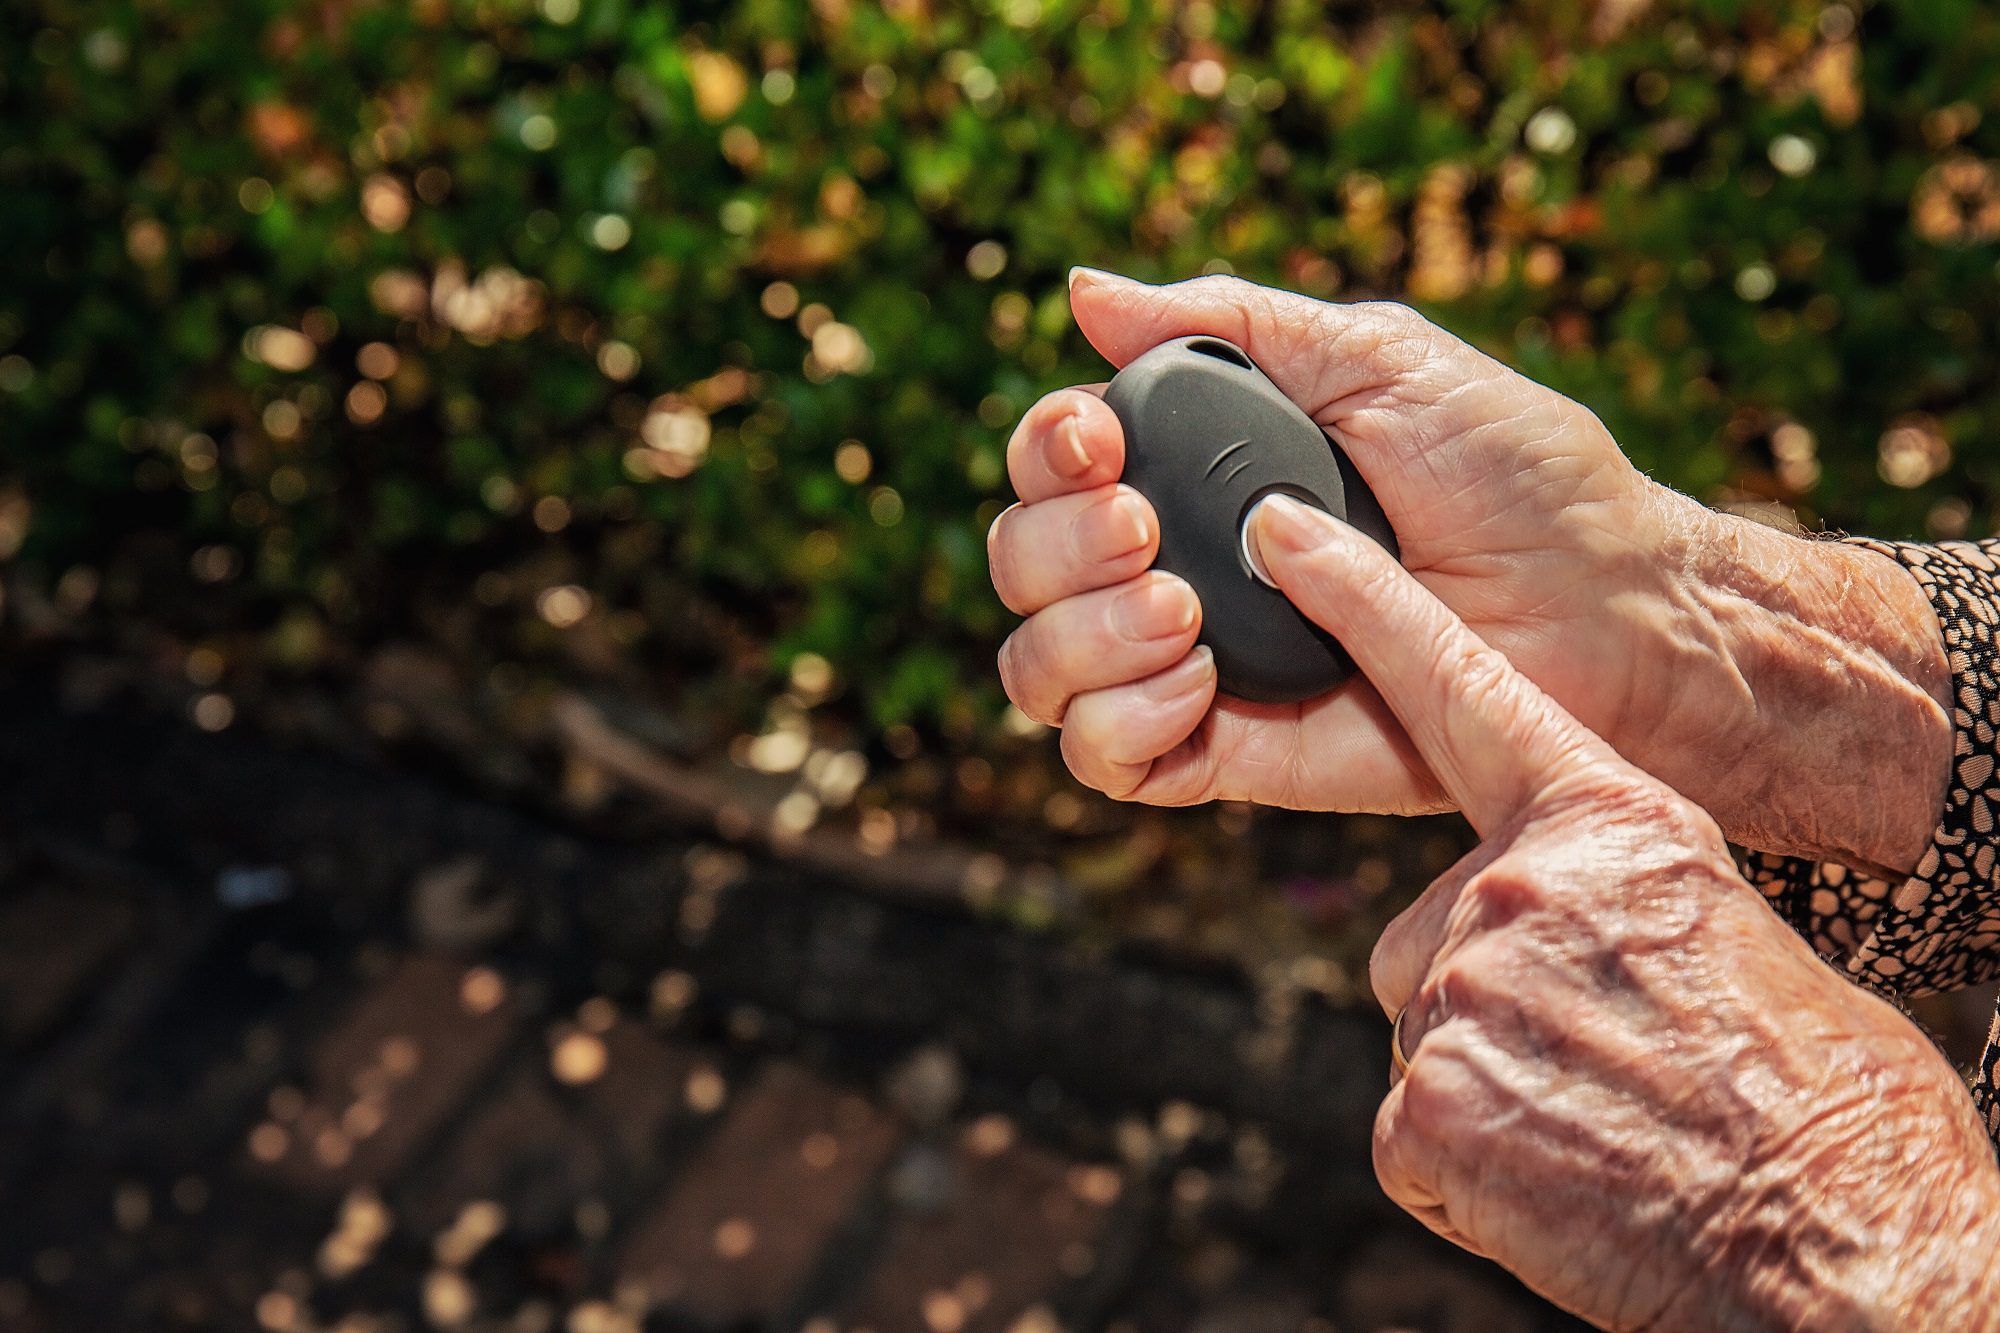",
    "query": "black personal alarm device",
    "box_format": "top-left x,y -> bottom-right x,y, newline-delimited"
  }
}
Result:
1102,335 -> 1400,704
